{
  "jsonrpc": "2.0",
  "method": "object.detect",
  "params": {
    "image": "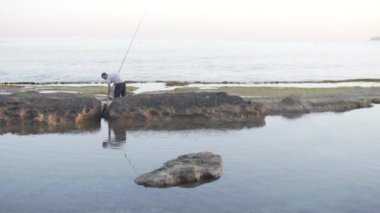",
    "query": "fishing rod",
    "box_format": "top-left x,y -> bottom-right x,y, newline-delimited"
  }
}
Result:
118,11 -> 147,74
104,11 -> 146,110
